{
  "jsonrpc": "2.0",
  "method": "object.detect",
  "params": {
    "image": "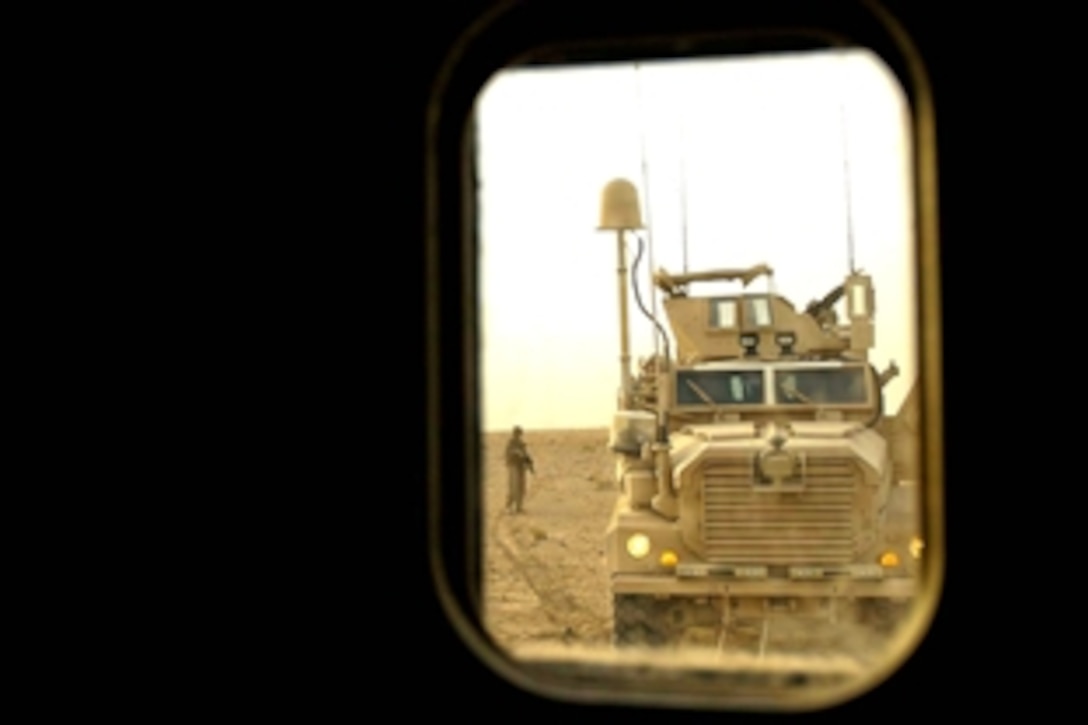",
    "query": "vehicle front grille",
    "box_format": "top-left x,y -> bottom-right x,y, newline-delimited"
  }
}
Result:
701,456 -> 856,565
